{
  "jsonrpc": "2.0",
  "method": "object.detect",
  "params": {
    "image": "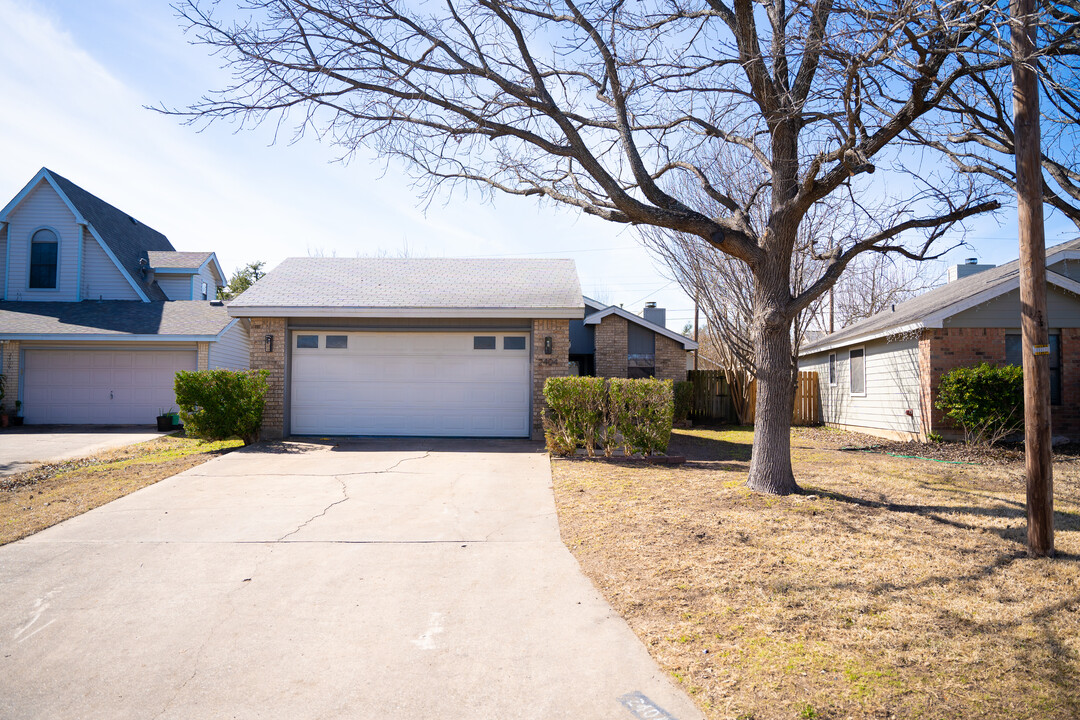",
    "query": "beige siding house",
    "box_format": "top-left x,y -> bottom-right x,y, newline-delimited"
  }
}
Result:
799,240 -> 1080,441
0,168 -> 246,425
